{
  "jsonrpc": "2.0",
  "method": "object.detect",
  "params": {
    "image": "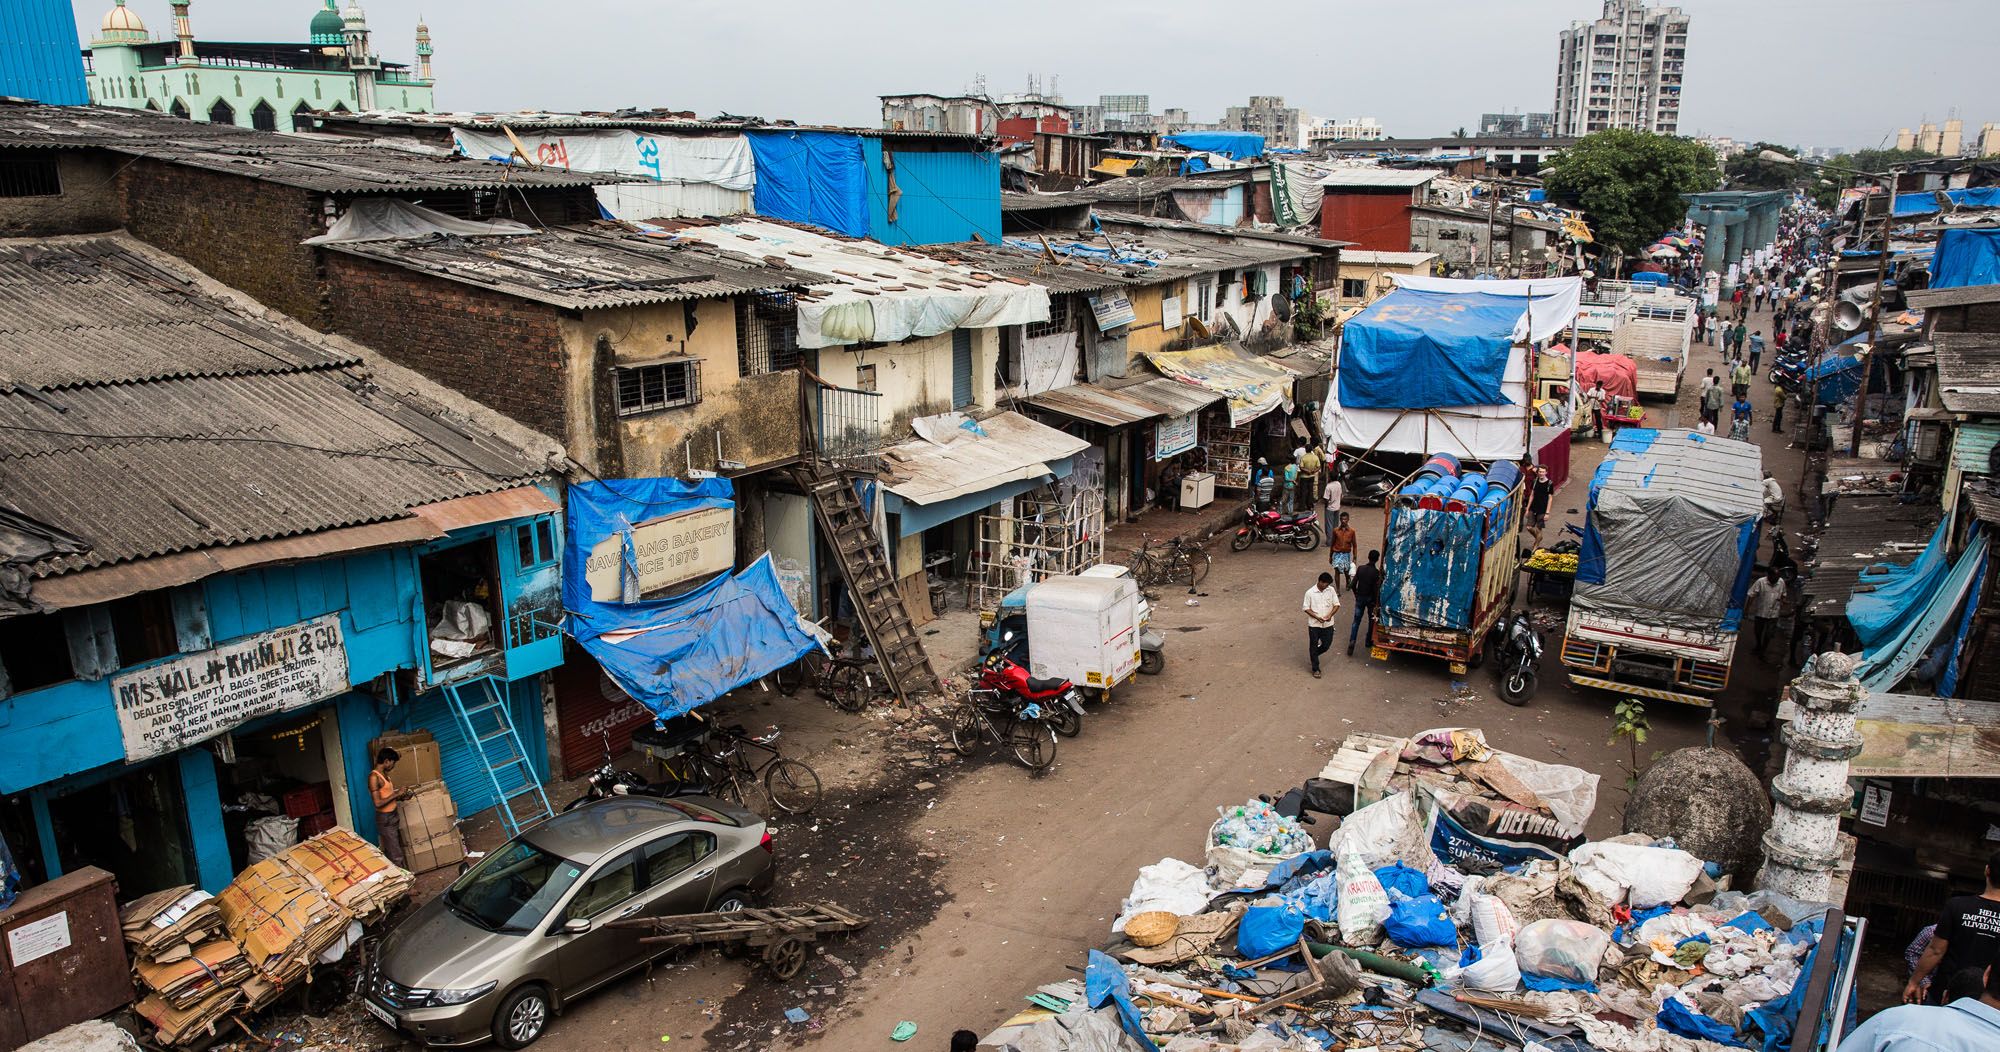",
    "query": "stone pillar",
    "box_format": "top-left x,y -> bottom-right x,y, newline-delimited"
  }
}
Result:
1758,652 -> 1866,902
